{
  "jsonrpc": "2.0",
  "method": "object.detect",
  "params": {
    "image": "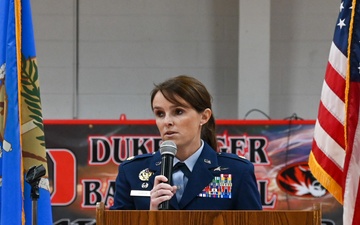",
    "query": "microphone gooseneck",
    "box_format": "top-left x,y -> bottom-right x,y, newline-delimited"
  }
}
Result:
158,140 -> 177,210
